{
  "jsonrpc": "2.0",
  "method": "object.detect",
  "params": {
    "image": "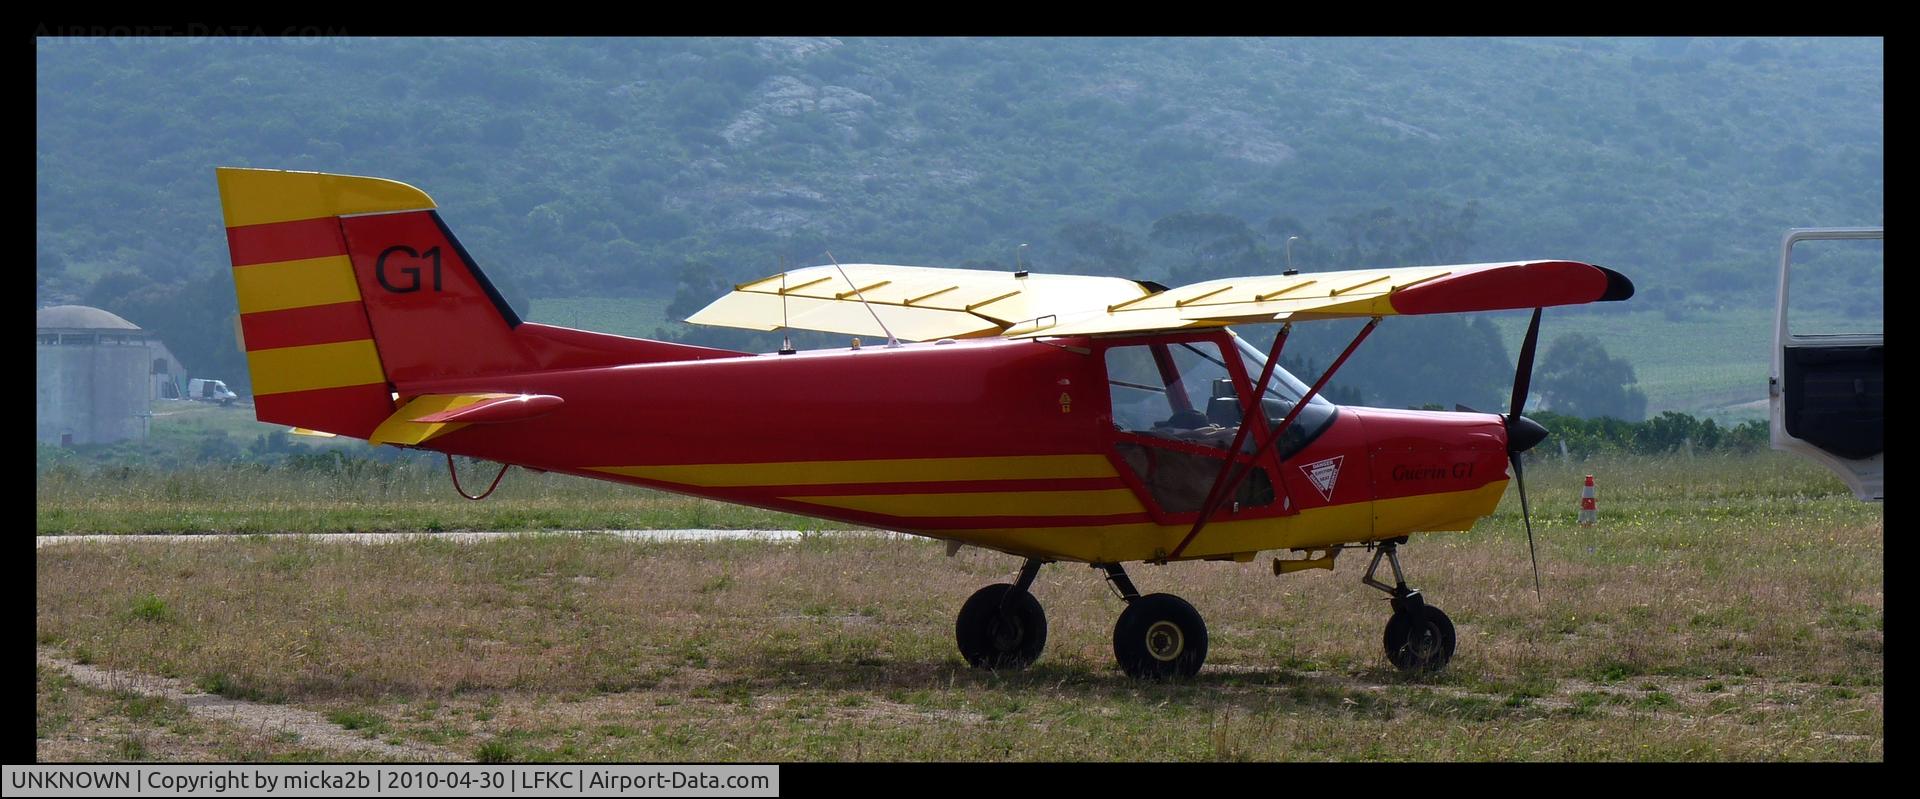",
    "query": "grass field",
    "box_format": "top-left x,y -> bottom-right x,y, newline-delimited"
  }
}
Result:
35,456 -> 847,535
36,663 -> 351,762
35,452 -> 1881,761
